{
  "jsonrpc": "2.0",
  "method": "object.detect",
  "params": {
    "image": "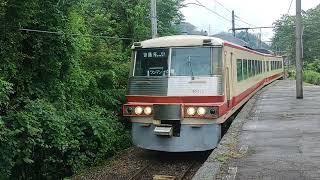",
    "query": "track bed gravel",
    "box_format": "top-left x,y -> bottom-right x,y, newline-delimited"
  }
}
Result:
73,148 -> 211,180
